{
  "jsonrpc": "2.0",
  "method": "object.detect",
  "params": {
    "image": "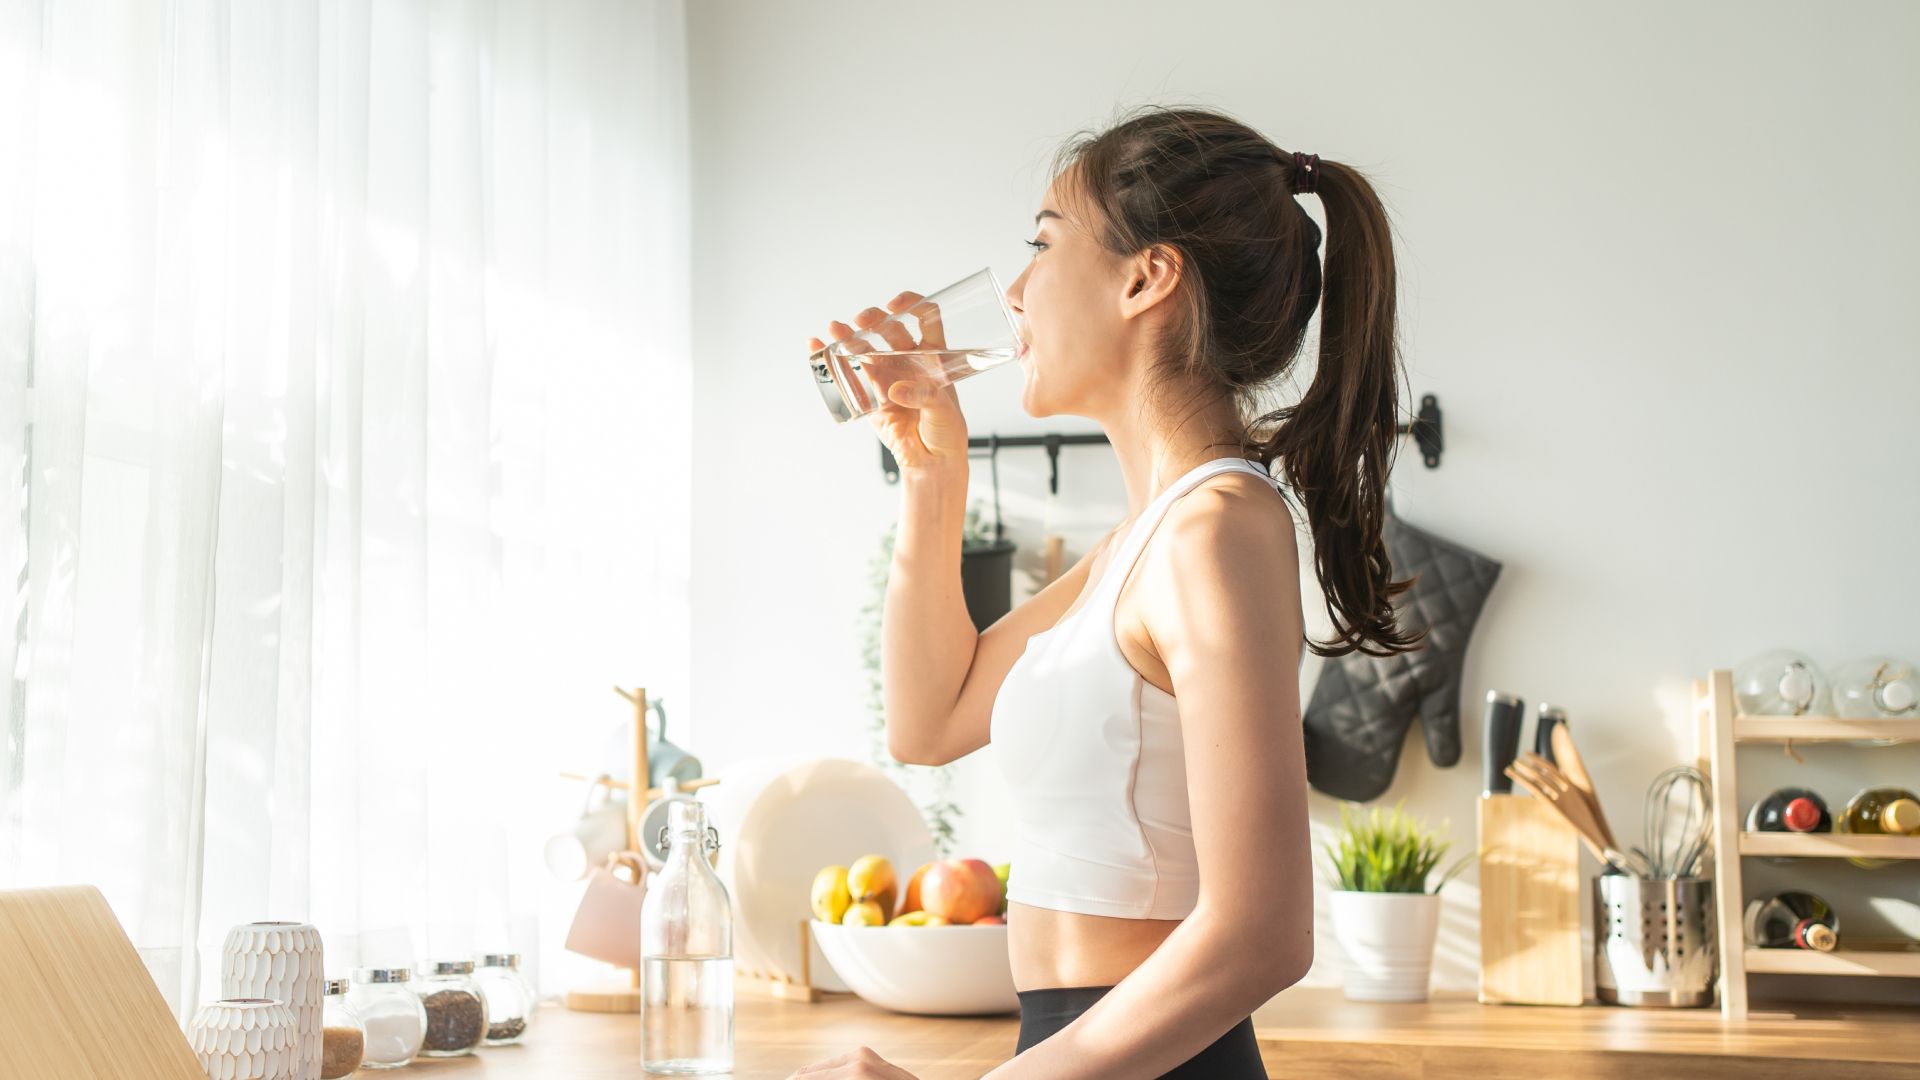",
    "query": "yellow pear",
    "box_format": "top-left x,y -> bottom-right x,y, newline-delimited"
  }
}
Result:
842,899 -> 887,927
847,854 -> 897,919
810,865 -> 851,925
